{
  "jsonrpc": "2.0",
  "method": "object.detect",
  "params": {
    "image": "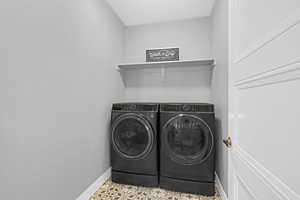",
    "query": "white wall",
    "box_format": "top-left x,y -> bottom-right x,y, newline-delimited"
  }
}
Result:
229,0 -> 300,199
123,70 -> 213,103
211,0 -> 229,195
0,0 -> 124,200
123,18 -> 213,102
124,18 -> 211,63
